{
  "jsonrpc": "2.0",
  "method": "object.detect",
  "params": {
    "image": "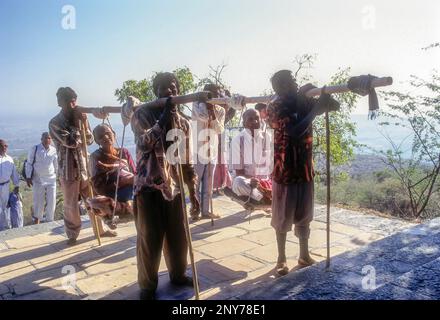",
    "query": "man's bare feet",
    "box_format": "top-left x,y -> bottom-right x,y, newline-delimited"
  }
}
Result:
275,262 -> 289,276
298,256 -> 316,267
100,230 -> 118,237
291,257 -> 317,272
